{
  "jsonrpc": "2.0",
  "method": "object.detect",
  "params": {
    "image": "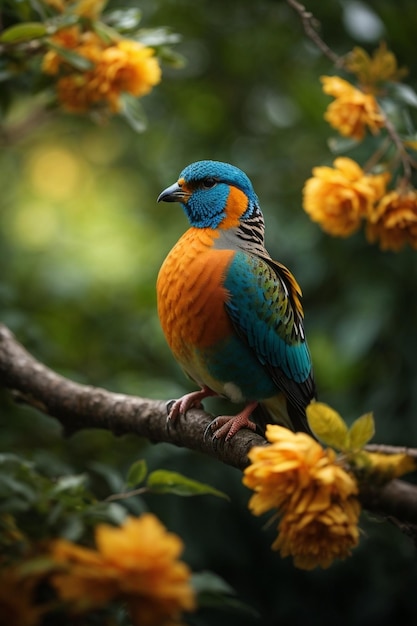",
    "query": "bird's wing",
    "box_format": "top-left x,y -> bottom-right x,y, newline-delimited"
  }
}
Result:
223,250 -> 315,417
